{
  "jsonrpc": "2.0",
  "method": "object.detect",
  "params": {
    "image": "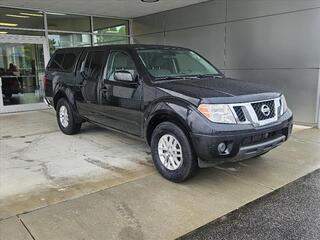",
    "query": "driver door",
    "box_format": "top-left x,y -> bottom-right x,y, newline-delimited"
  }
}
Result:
98,50 -> 143,136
